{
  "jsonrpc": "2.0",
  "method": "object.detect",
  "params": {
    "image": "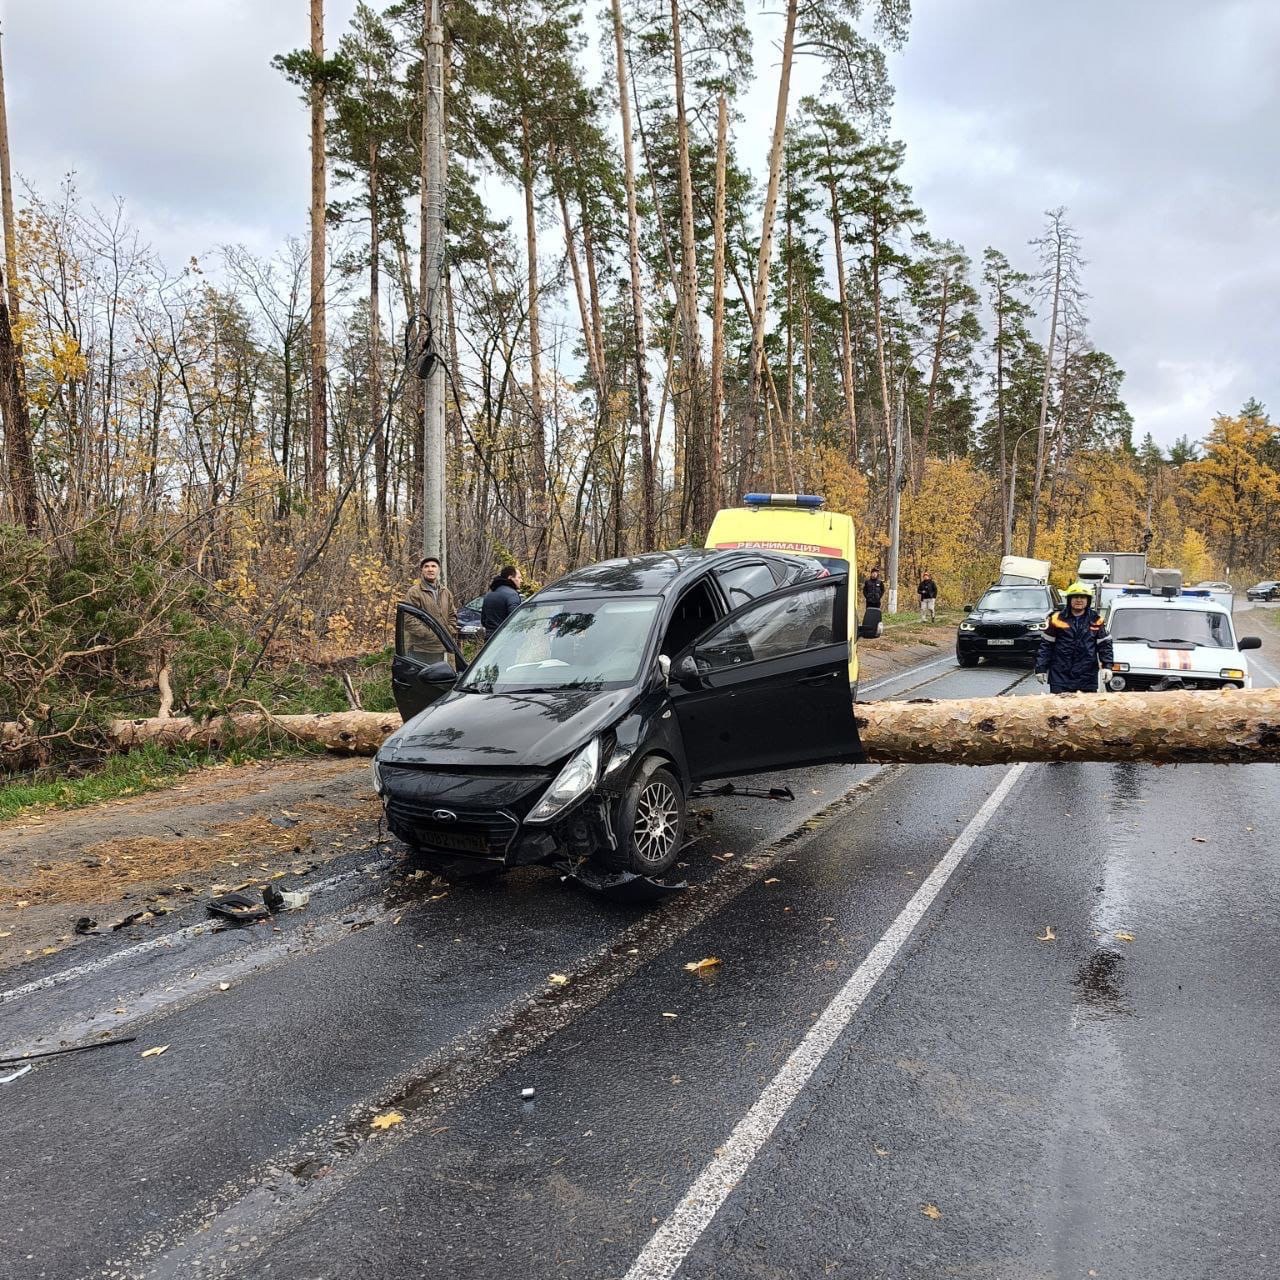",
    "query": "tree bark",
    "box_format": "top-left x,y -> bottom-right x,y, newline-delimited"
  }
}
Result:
369,140 -> 387,557
824,163 -> 859,466
8,688 -> 1270,767
610,0 -> 655,551
708,93 -> 728,524
520,113 -> 549,570
309,0 -> 328,499
0,28 -> 37,531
